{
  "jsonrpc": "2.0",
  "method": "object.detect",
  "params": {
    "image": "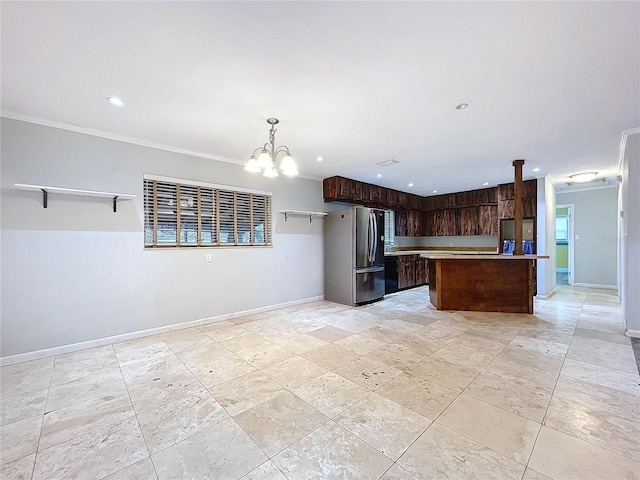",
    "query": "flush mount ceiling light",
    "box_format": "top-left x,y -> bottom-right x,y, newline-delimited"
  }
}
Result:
569,172 -> 598,183
432,190 -> 438,193
483,182 -> 489,186
107,96 -> 125,107
455,103 -> 469,110
317,156 -> 323,162
533,167 -> 540,172
376,174 -> 382,178
408,183 -> 414,187
245,118 -> 298,177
